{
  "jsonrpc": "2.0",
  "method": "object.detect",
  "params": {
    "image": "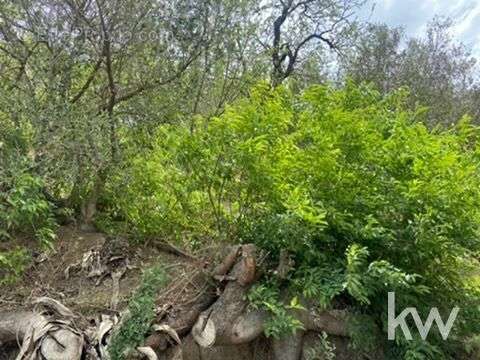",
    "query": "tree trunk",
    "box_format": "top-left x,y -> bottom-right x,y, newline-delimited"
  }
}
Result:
79,173 -> 104,231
